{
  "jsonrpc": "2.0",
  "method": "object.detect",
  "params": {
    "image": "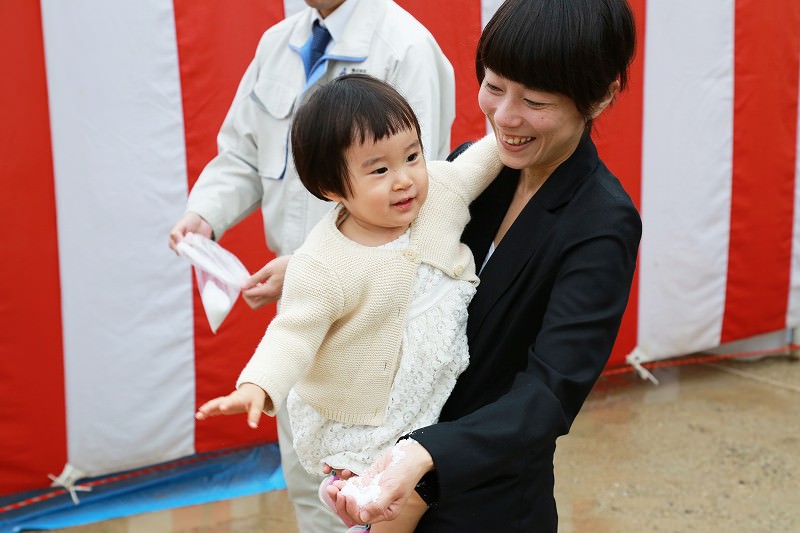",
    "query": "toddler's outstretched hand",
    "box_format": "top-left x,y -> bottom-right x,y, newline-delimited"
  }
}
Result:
195,383 -> 269,429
